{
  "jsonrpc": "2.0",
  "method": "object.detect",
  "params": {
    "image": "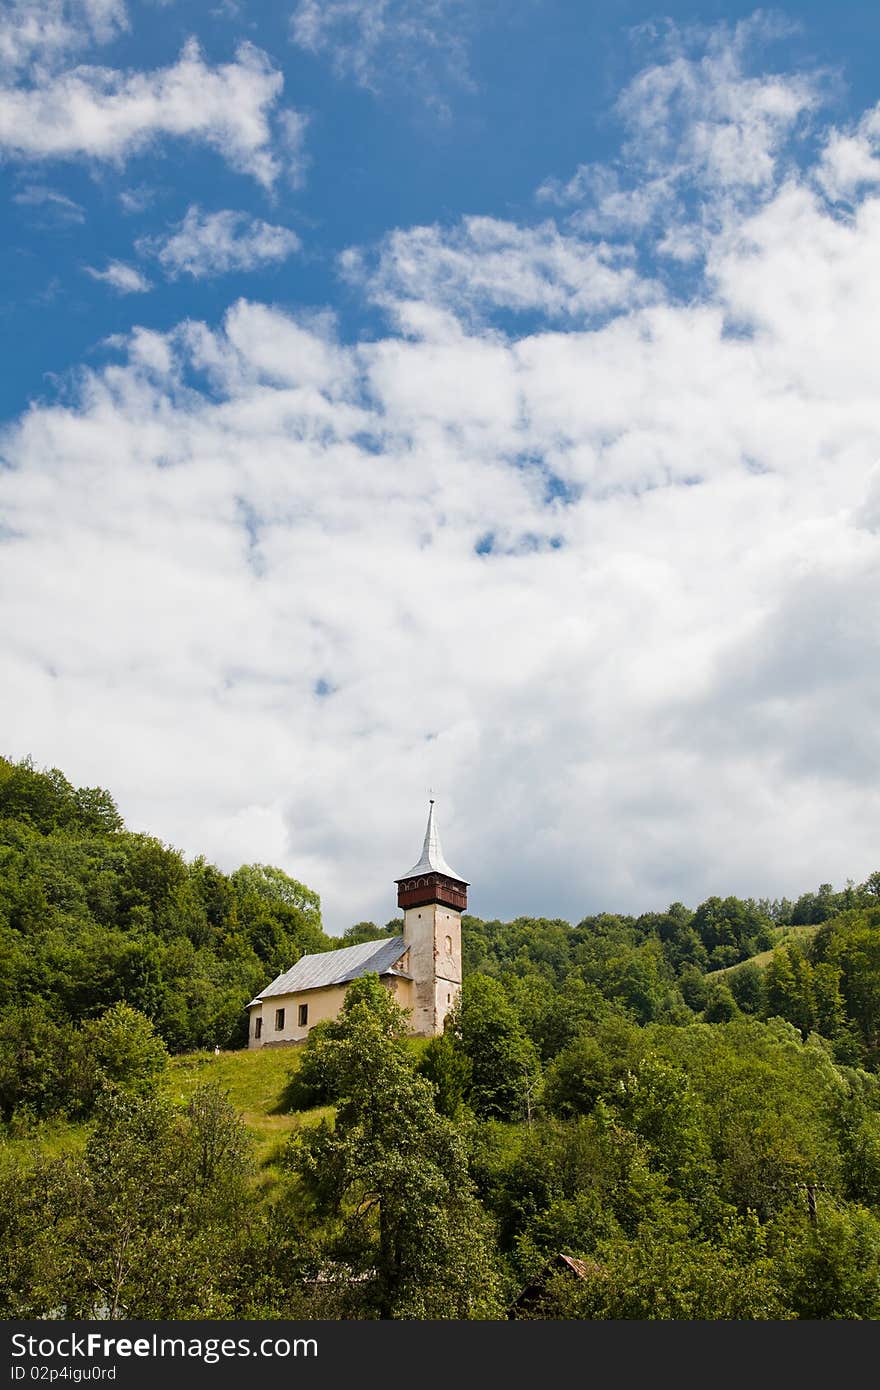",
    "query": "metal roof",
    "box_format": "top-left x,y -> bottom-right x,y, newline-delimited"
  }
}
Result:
397,800 -> 468,884
252,935 -> 408,1002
